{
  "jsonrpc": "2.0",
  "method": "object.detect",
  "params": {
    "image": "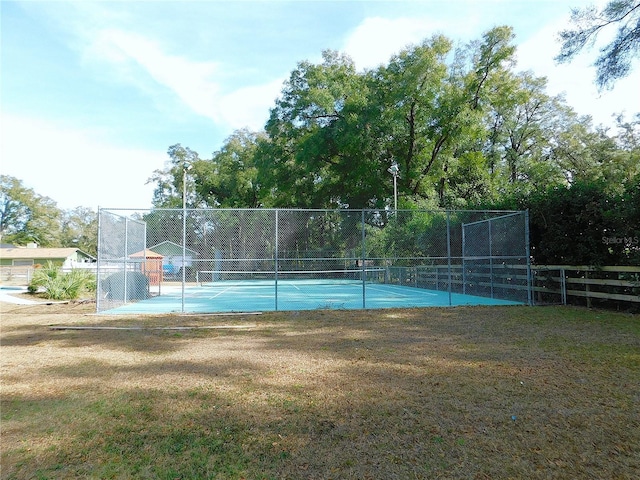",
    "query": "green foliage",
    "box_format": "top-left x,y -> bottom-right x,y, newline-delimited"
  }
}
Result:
28,262 -> 96,300
194,129 -> 264,208
149,27 -> 638,215
367,211 -> 448,263
60,207 -> 98,256
0,175 -> 97,253
145,26 -> 639,269
0,175 -> 62,246
260,49 -> 375,208
148,144 -> 201,208
489,177 -> 640,266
